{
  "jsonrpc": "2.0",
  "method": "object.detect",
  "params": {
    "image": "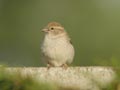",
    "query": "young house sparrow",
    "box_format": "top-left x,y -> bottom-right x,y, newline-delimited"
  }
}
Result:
41,22 -> 75,68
